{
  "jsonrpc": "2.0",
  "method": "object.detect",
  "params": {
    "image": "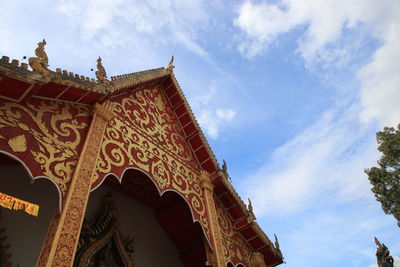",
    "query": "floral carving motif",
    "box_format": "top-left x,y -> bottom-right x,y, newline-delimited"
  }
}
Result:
0,98 -> 89,196
215,198 -> 254,266
52,112 -> 109,266
93,84 -> 212,245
